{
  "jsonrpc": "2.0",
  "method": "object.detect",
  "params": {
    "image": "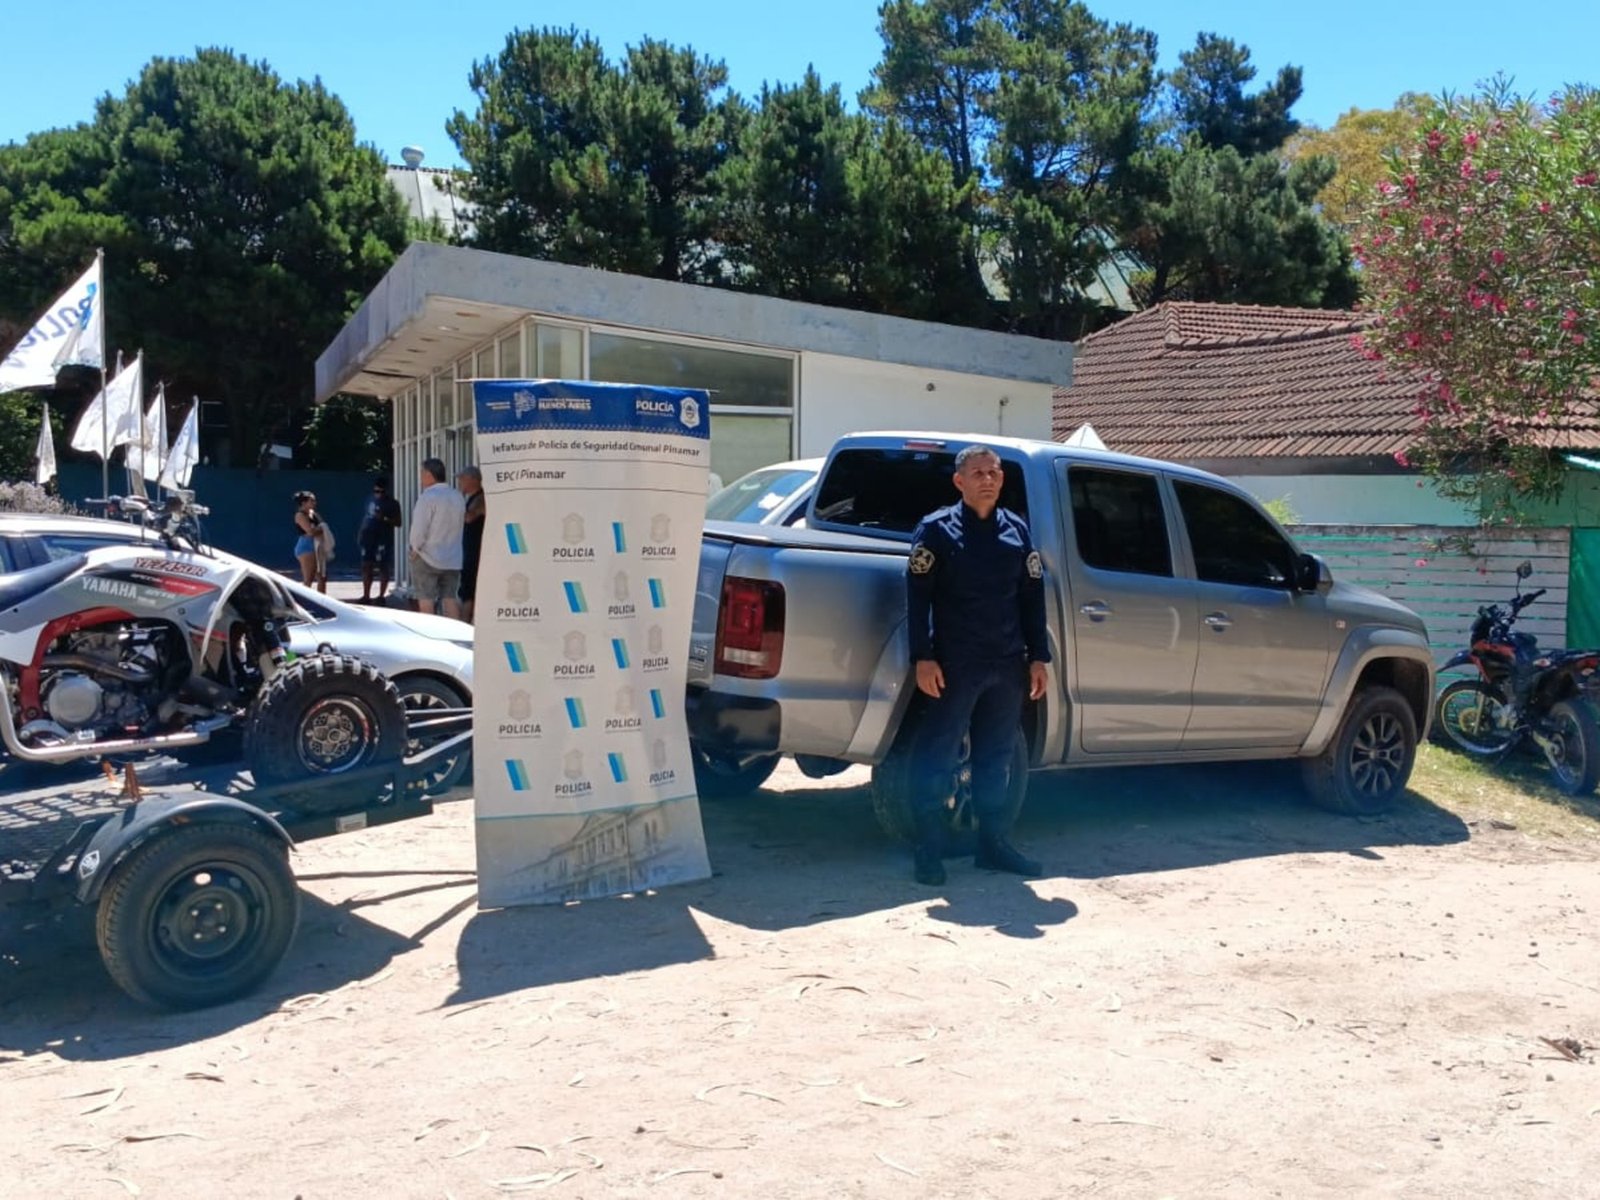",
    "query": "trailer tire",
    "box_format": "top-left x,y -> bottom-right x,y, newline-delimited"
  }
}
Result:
96,822 -> 299,1010
246,654 -> 407,812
